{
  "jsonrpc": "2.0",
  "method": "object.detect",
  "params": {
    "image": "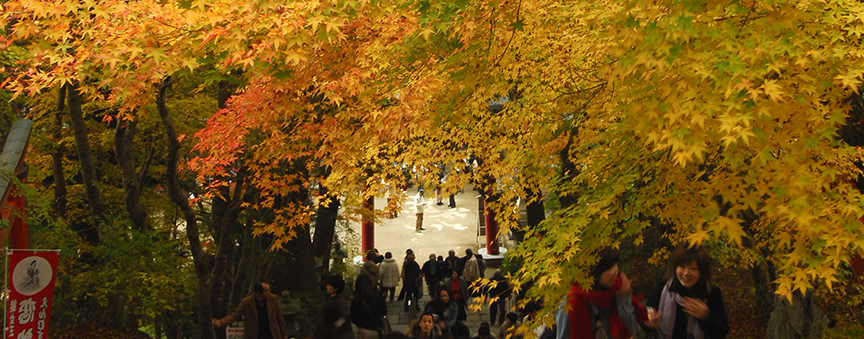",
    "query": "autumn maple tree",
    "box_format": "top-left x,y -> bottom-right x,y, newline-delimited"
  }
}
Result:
360,0 -> 864,332
5,0 -> 864,336
415,0 -> 864,326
